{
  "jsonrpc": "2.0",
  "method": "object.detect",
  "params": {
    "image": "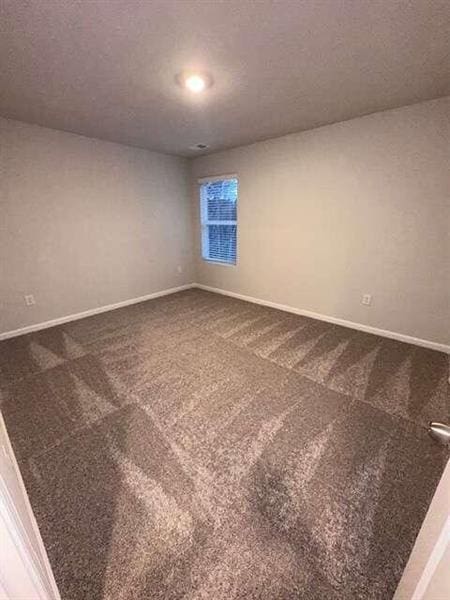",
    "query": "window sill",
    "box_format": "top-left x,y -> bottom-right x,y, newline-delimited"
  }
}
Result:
201,259 -> 236,267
